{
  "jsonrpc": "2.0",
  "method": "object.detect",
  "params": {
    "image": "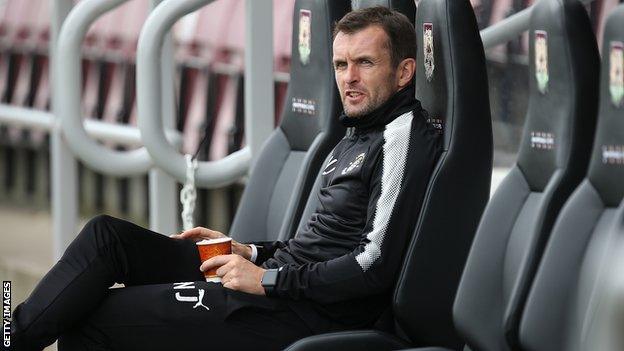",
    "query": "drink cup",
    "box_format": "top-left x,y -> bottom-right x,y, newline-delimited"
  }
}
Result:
196,237 -> 232,282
